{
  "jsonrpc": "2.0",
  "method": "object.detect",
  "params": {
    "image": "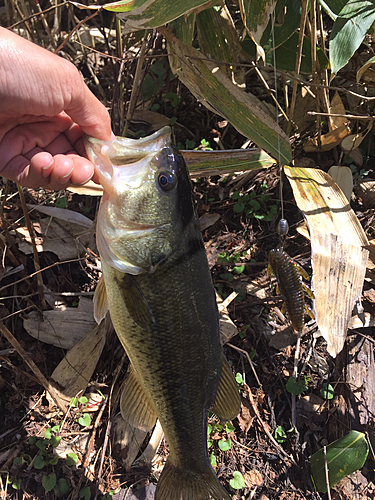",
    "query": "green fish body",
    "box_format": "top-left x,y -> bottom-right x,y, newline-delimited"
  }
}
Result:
86,127 -> 239,500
